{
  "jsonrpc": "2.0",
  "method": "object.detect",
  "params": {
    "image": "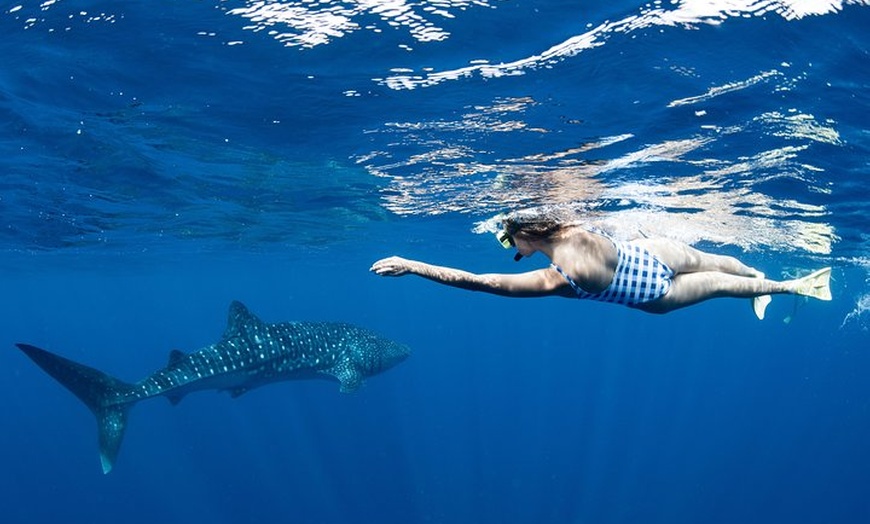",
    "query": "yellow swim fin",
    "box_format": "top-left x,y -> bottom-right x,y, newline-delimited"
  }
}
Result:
793,267 -> 832,301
